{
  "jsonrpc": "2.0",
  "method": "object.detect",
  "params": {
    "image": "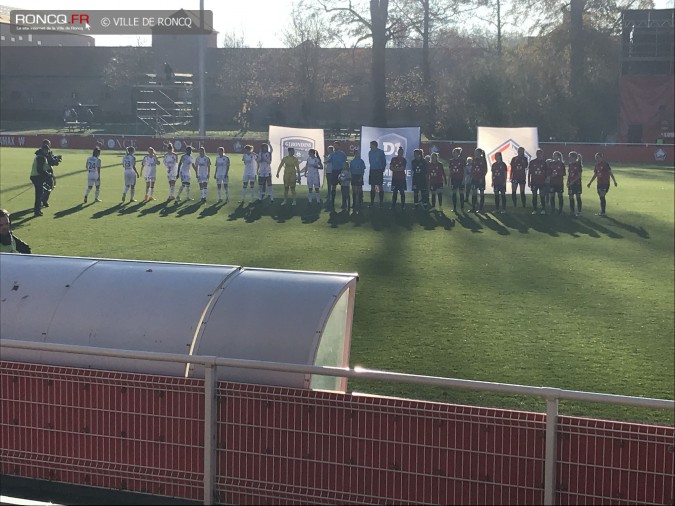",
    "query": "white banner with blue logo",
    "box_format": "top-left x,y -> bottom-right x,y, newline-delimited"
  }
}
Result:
477,126 -> 539,194
269,125 -> 325,186
360,126 -> 421,192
